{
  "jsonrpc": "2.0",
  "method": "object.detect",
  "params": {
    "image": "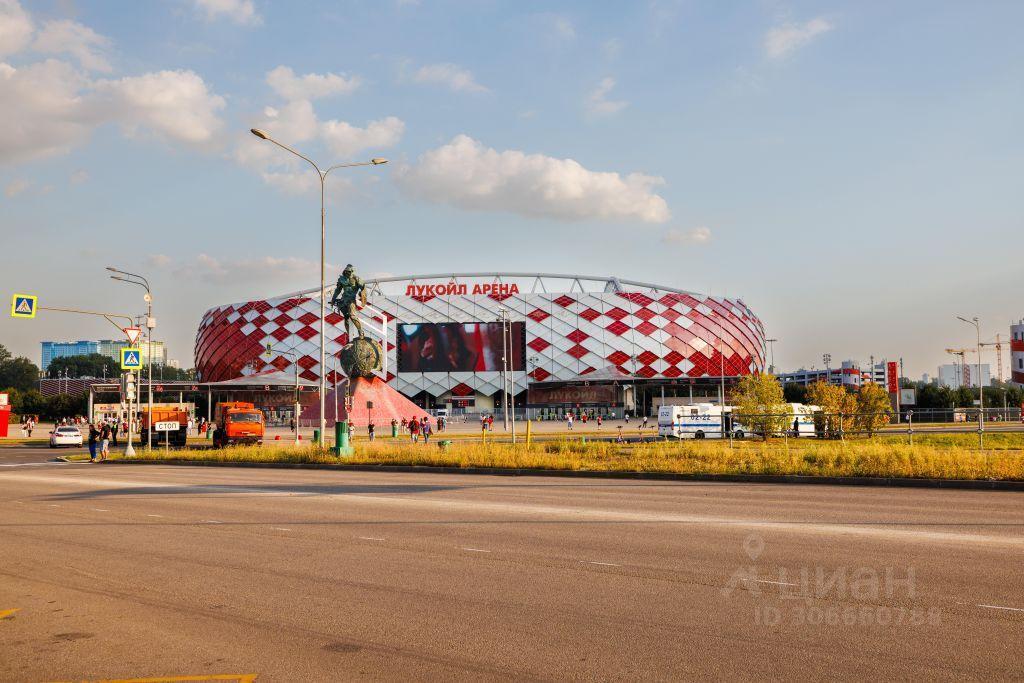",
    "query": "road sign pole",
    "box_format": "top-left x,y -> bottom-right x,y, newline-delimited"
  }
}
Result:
124,372 -> 136,457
